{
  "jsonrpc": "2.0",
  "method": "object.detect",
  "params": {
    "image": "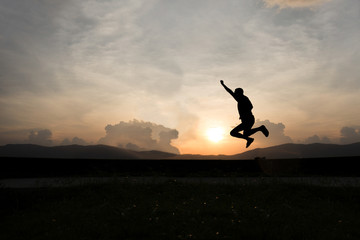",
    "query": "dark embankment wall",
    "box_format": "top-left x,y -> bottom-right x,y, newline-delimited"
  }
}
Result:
1,156 -> 360,178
